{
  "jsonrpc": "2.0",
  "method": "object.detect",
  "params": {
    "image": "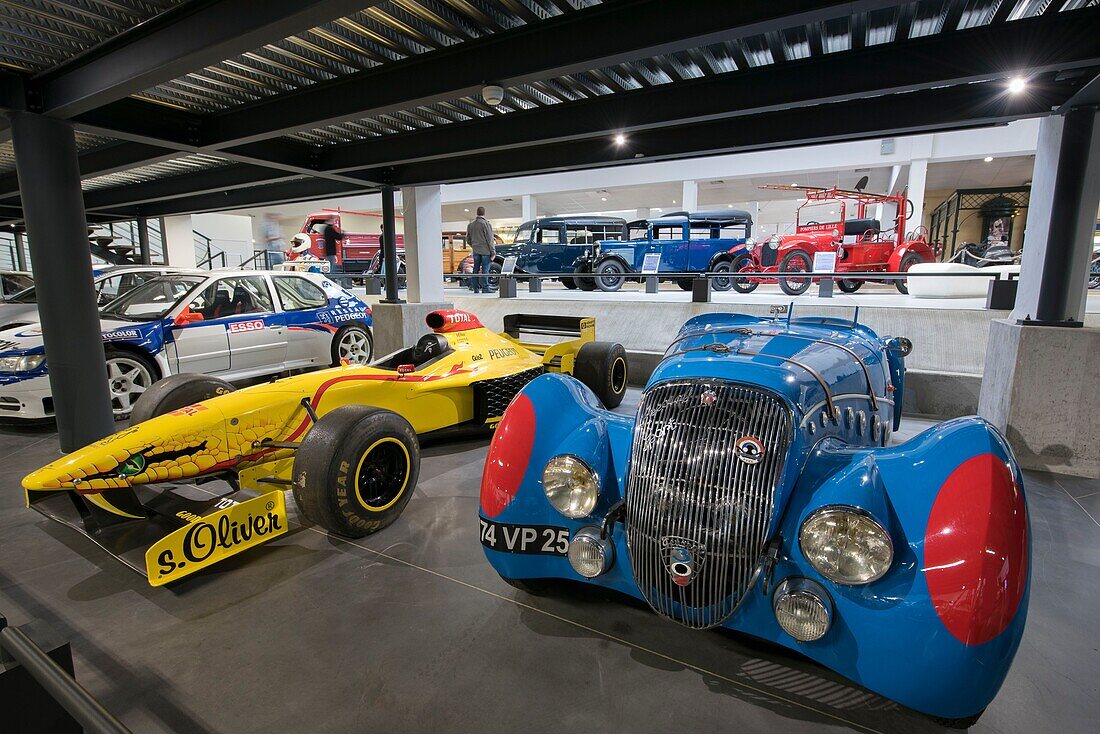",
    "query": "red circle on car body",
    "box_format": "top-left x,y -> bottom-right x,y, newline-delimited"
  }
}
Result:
924,453 -> 1028,646
479,394 -> 536,518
